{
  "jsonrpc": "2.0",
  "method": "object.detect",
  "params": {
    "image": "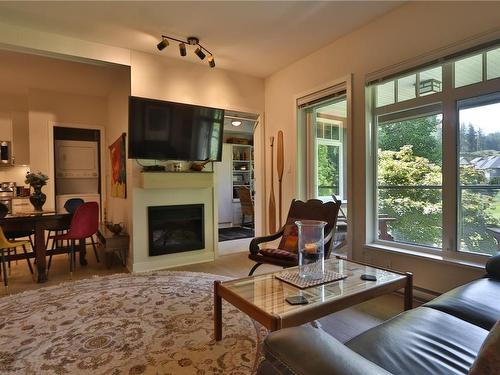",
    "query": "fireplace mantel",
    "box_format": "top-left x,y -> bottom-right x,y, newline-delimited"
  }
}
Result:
140,171 -> 214,189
